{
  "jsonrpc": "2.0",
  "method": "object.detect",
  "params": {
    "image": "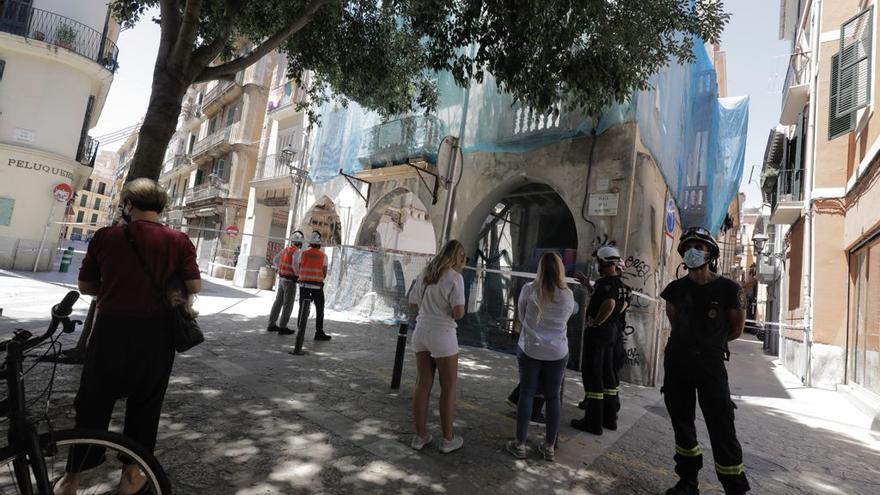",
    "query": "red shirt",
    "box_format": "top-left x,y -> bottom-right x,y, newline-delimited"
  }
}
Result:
79,220 -> 201,316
